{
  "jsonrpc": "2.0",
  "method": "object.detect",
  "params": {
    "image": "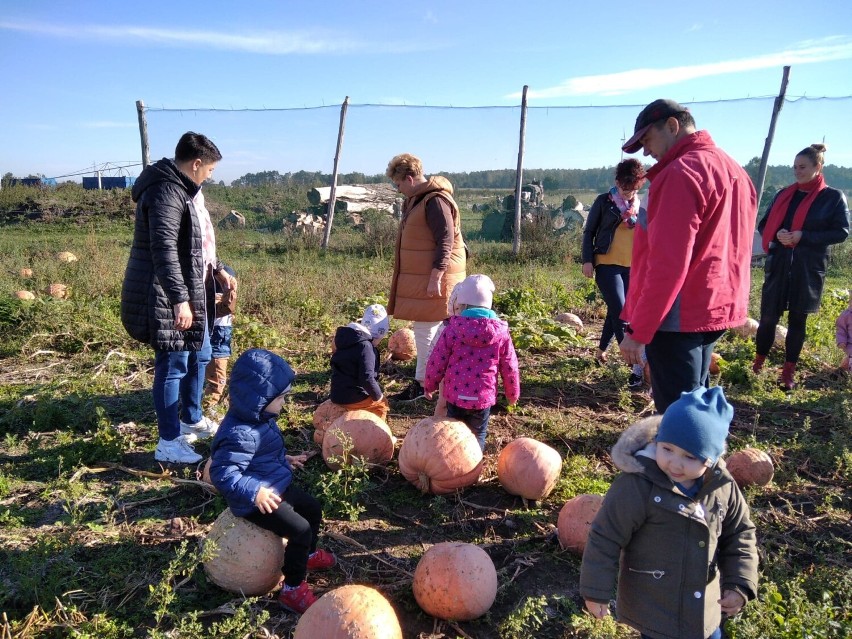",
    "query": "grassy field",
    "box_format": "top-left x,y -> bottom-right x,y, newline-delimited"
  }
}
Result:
0,186 -> 850,638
